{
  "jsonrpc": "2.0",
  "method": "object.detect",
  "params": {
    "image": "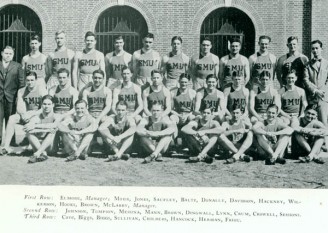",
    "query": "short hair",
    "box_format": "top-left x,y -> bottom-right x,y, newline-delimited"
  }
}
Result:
151,102 -> 164,110
121,65 -> 131,74
84,31 -> 96,39
75,99 -> 88,107
144,33 -> 154,39
286,69 -> 297,77
311,40 -> 323,48
41,95 -> 54,103
305,104 -> 318,112
206,74 -> 216,81
25,70 -> 38,79
201,107 -> 214,113
231,102 -> 244,113
229,37 -> 241,44
171,36 -> 182,44
2,45 -> 15,52
287,36 -> 298,43
30,34 -> 41,42
114,35 -> 124,41
259,35 -> 271,42
232,70 -> 243,78
116,100 -> 128,109
179,73 -> 191,81
151,69 -> 161,77
55,30 -> 65,36
267,104 -> 278,113
201,36 -> 211,44
259,70 -> 271,79
57,68 -> 70,76
93,69 -> 105,77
